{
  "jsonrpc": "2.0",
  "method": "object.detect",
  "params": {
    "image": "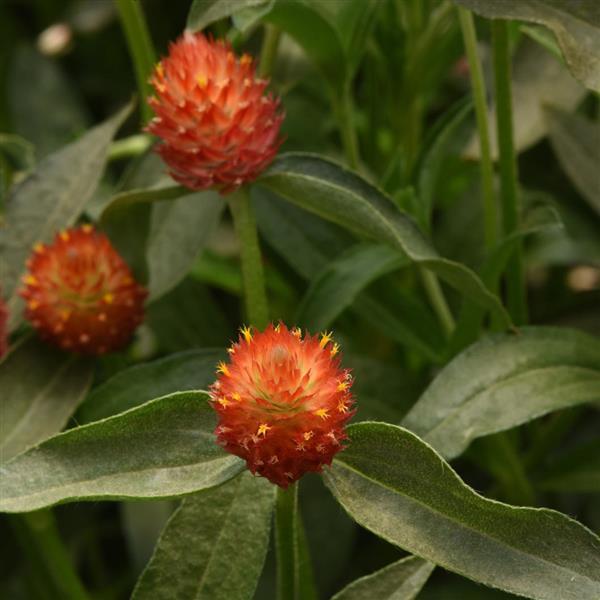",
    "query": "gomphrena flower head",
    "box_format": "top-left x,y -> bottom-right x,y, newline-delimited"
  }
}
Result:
147,32 -> 284,193
210,324 -> 355,487
20,225 -> 147,355
0,291 -> 7,359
